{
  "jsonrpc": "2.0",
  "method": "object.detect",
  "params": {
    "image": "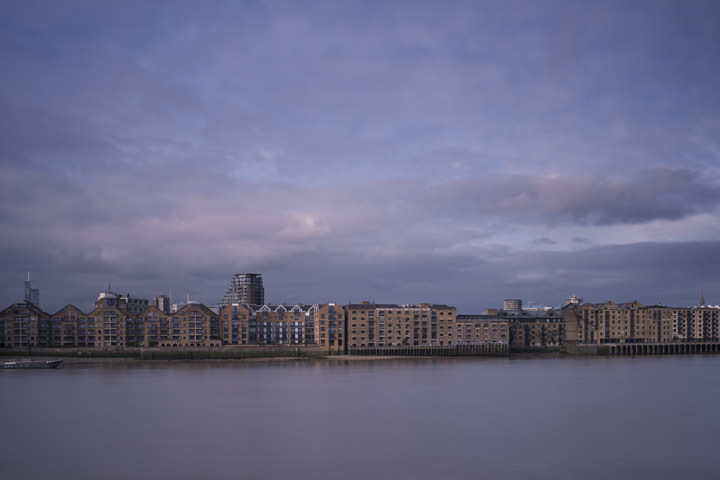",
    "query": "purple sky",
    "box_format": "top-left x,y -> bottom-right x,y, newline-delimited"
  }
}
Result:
1,0 -> 719,313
